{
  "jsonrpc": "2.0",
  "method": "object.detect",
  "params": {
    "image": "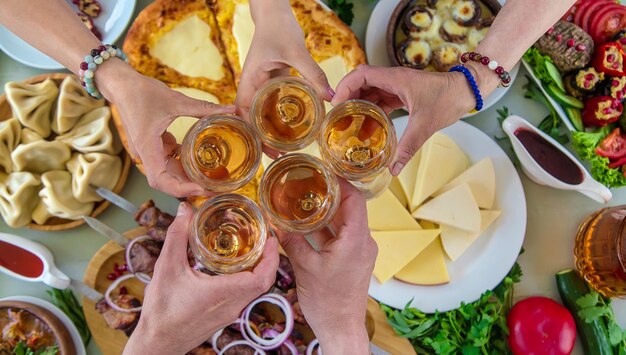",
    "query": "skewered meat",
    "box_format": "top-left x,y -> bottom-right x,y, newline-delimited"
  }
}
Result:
215,328 -> 255,355
129,238 -> 163,274
187,342 -> 216,355
95,295 -> 141,336
135,200 -> 175,231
